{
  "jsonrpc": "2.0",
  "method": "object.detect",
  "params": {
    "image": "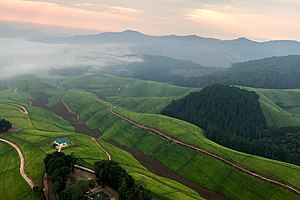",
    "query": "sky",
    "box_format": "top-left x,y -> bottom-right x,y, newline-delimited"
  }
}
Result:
0,0 -> 300,41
